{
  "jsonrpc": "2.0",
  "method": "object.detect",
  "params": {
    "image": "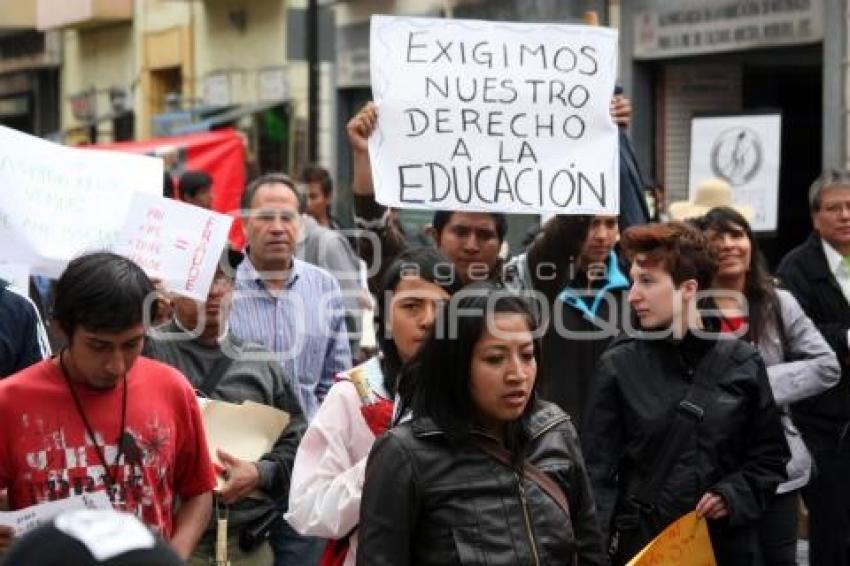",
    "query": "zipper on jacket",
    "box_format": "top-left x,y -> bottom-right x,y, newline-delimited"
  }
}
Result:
530,414 -> 570,442
516,472 -> 541,566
